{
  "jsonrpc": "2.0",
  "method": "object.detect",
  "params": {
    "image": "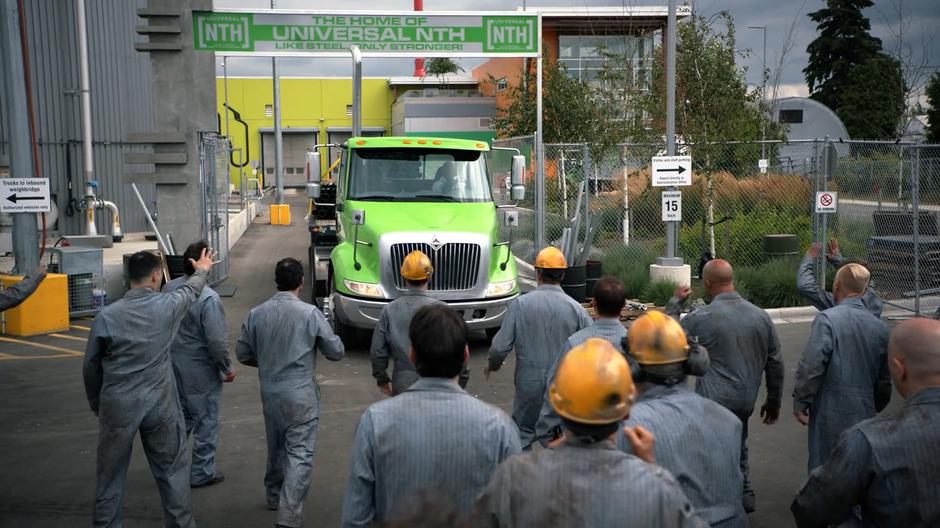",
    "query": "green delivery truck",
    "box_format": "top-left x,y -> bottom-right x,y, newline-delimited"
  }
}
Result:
305,136 -> 527,339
